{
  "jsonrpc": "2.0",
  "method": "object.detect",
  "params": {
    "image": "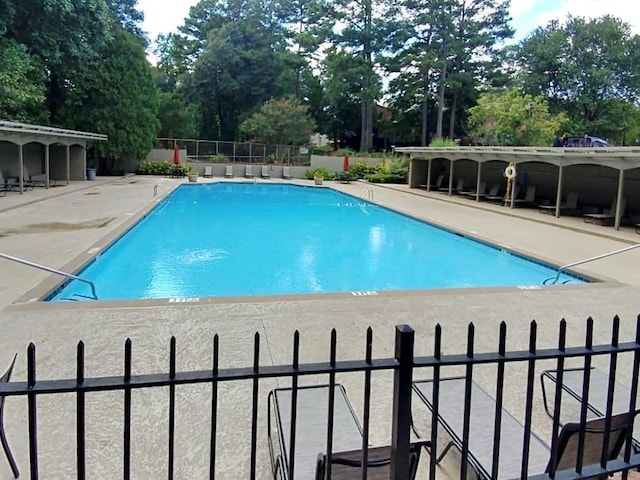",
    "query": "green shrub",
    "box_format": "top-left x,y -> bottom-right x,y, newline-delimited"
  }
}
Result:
137,161 -> 189,176
364,172 -> 406,183
429,137 -> 458,147
349,161 -> 377,179
305,167 -> 337,181
209,154 -> 228,164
